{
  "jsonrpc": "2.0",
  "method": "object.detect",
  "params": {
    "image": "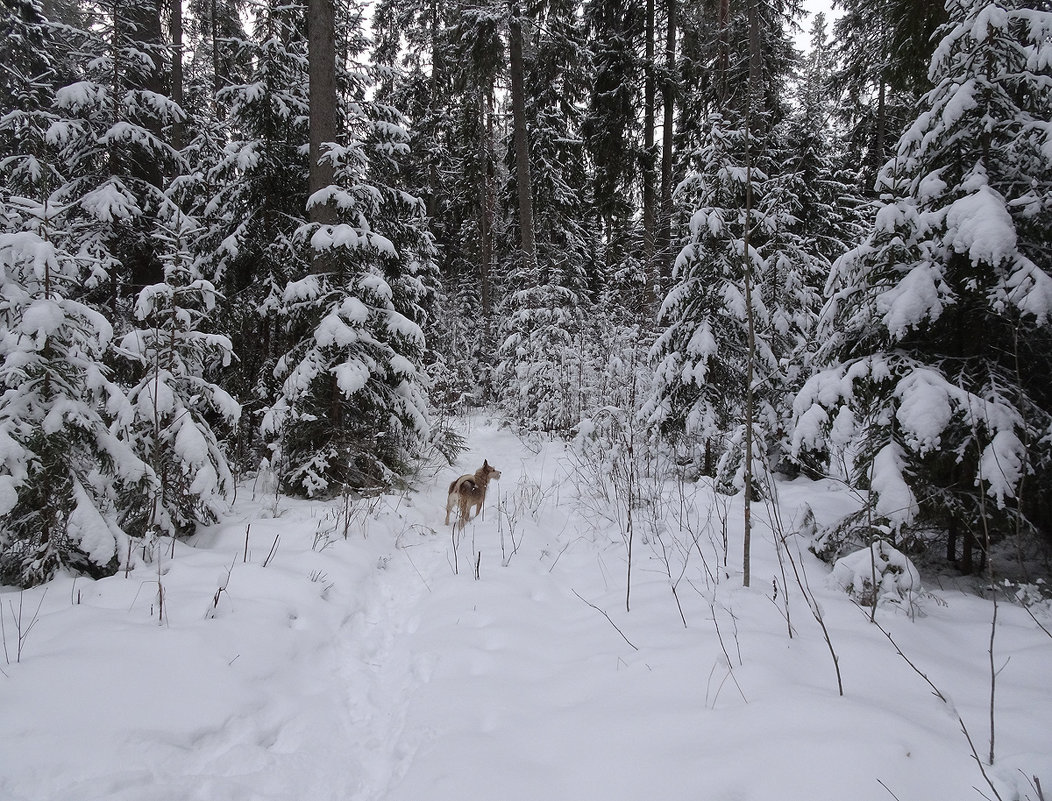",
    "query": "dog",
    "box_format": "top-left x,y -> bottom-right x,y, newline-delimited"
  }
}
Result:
445,460 -> 502,528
